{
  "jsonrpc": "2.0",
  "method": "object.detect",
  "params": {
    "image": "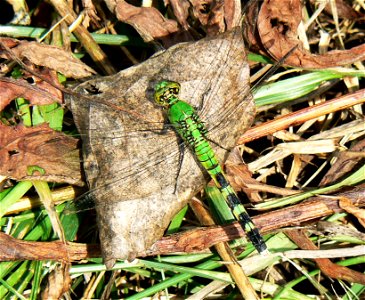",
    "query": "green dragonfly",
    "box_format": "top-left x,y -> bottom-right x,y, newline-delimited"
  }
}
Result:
153,80 -> 268,254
